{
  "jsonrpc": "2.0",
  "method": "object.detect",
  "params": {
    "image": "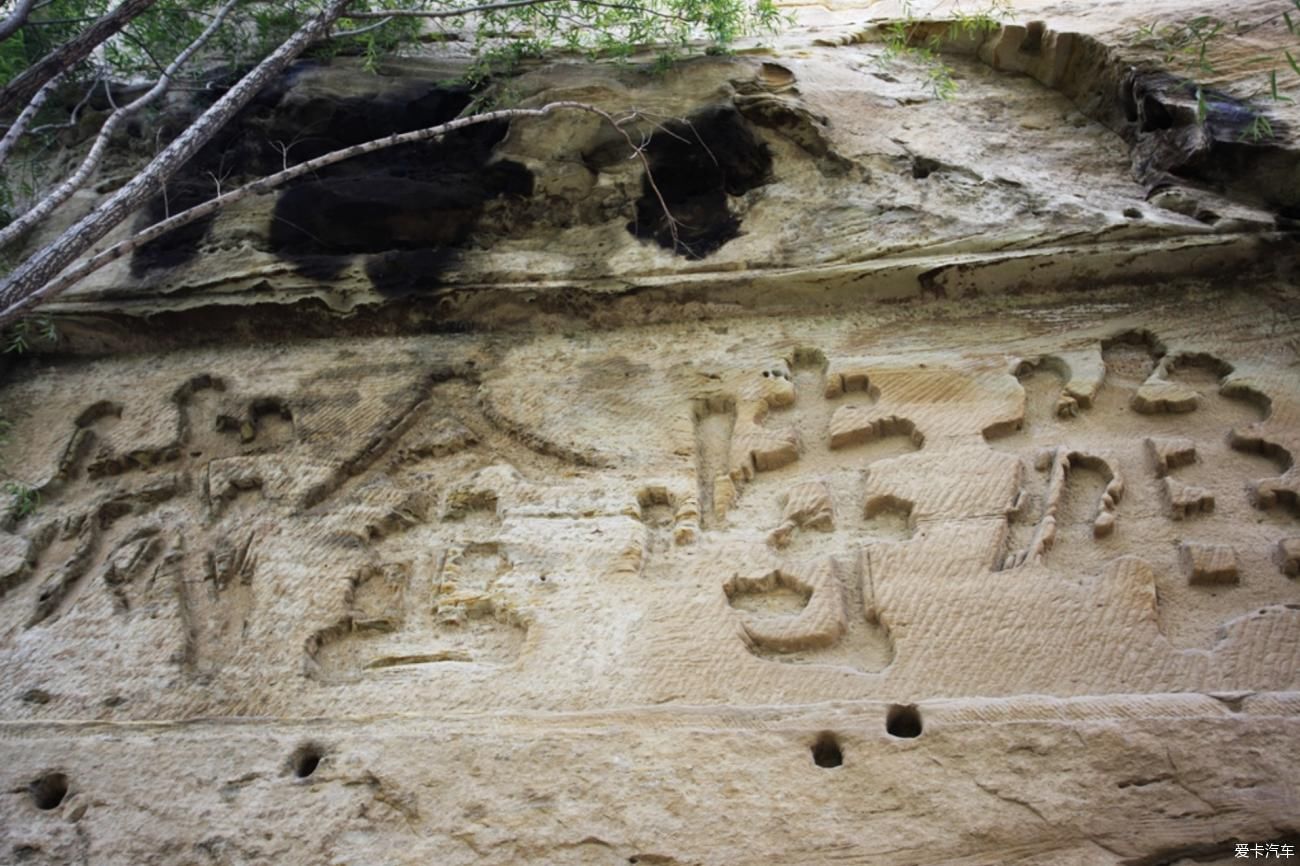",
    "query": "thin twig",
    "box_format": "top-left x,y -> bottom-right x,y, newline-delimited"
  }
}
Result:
620,111 -> 681,250
116,26 -> 172,77
102,77 -> 119,111
22,72 -> 102,135
327,15 -> 394,39
12,15 -> 102,27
